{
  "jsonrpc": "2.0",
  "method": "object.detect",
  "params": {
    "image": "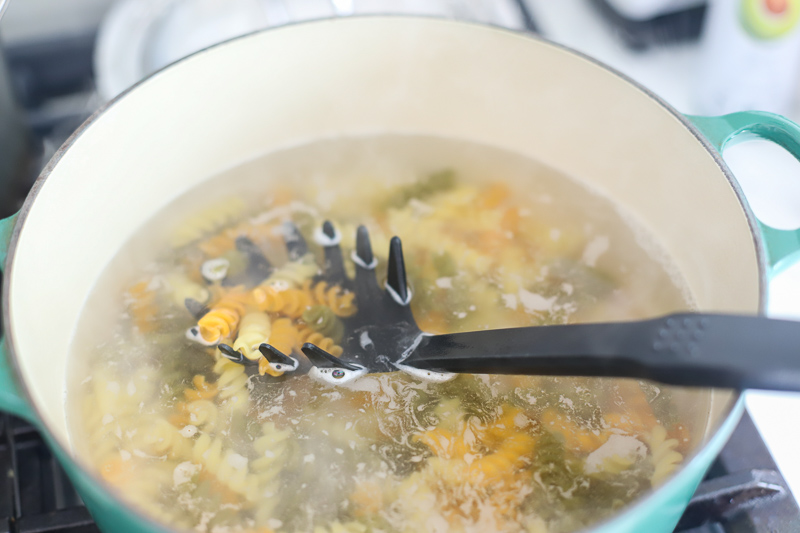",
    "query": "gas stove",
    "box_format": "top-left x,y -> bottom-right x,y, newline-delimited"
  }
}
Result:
0,1 -> 799,532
